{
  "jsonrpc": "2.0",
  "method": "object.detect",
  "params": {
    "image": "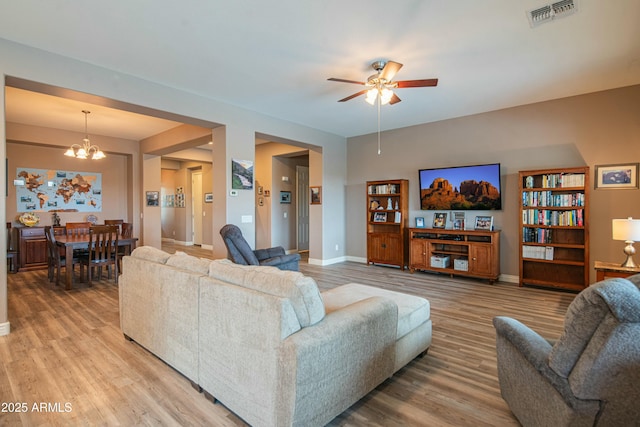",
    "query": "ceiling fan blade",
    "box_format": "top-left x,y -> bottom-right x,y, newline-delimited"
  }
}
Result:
395,78 -> 439,88
338,90 -> 367,102
389,93 -> 402,105
328,78 -> 365,85
379,61 -> 403,81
